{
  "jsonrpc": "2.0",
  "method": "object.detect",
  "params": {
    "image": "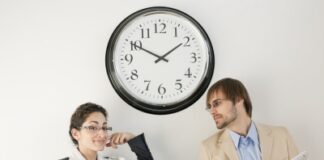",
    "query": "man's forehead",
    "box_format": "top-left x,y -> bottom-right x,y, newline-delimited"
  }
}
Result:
208,90 -> 226,102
